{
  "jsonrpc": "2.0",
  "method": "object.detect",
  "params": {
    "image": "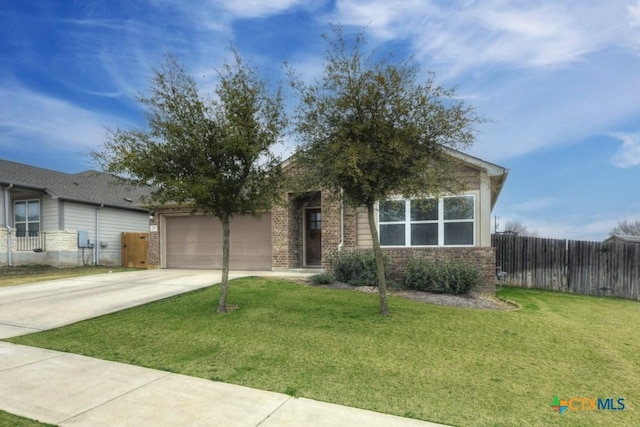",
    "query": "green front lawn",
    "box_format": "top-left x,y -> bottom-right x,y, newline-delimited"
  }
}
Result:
7,279 -> 639,426
0,410 -> 55,427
